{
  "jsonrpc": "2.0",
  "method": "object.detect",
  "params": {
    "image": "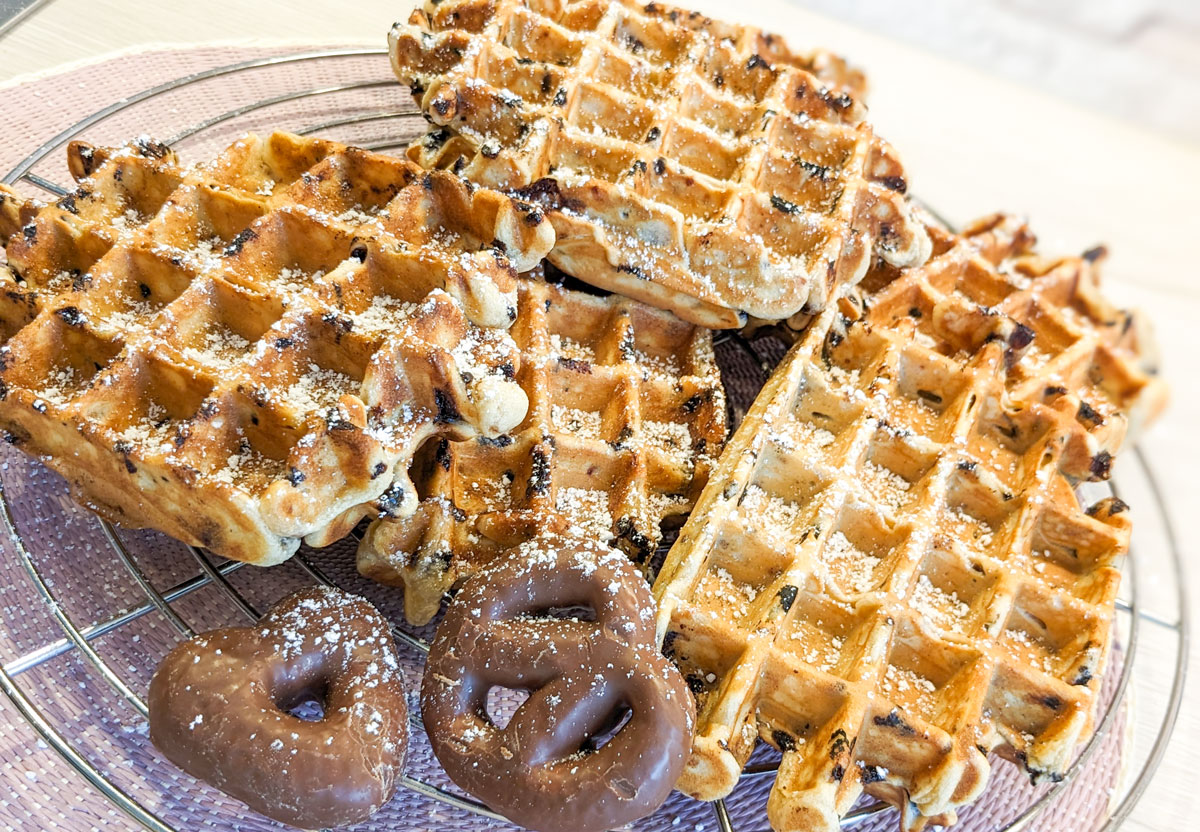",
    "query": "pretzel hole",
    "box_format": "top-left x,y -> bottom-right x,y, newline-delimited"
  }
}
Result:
581,705 -> 633,754
536,604 -> 596,623
485,686 -> 530,730
277,681 -> 328,723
